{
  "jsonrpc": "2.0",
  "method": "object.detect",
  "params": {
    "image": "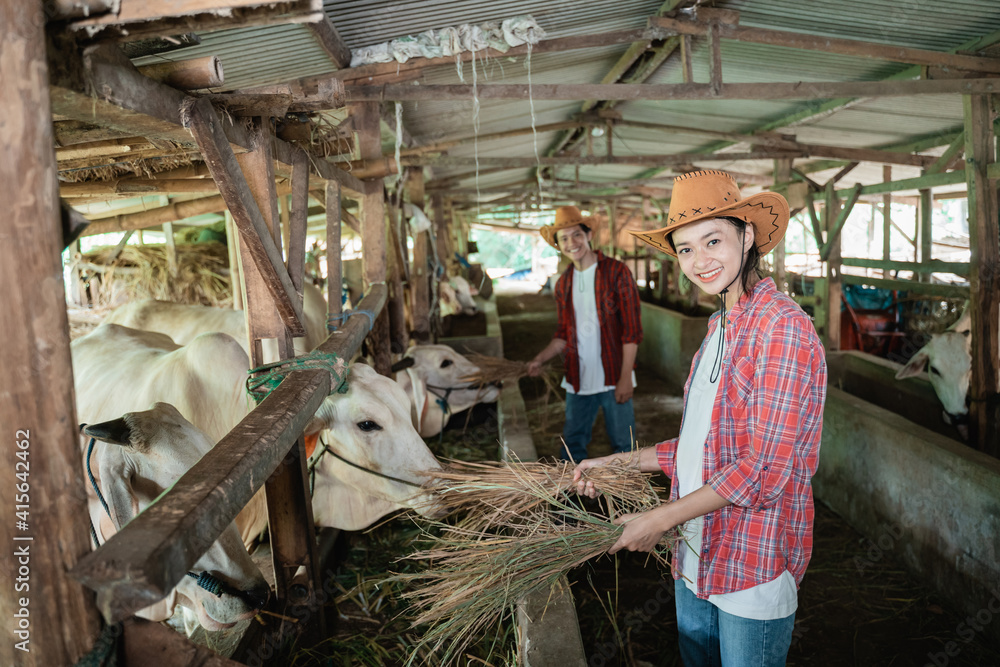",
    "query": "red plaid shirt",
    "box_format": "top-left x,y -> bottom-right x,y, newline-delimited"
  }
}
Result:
656,278 -> 827,597
554,251 -> 643,392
